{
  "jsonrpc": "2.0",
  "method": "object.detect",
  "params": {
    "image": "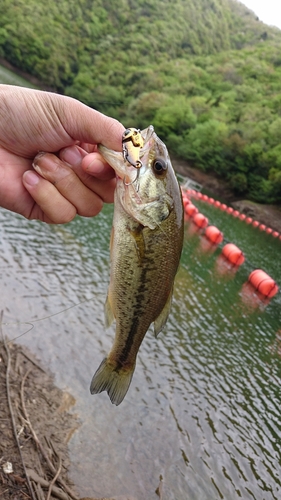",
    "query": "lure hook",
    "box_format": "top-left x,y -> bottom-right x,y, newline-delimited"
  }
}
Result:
124,167 -> 141,192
